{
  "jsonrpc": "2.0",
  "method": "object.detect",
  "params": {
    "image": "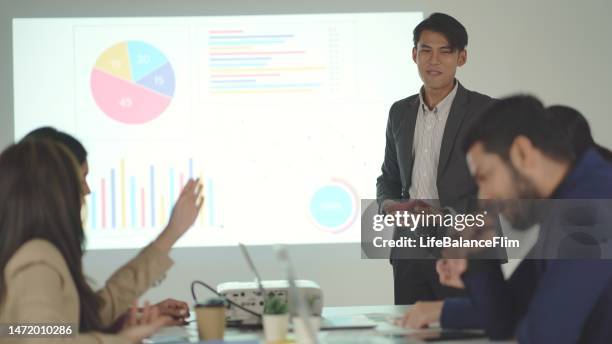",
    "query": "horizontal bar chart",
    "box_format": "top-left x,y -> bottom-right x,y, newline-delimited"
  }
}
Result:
207,28 -> 328,94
